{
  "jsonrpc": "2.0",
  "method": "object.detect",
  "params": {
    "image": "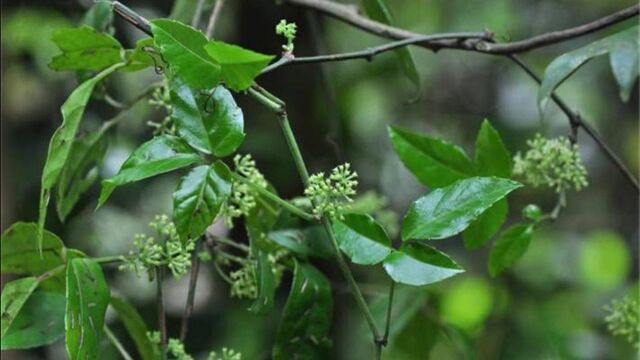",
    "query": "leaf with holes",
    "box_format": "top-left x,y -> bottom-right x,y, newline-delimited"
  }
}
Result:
539,25 -> 638,107
151,19 -> 221,89
1,292 -> 66,350
98,134 -> 203,208
402,177 -> 521,241
332,213 -> 392,265
273,261 -> 333,359
383,243 -> 464,286
65,258 -> 110,360
170,79 -> 245,156
173,162 -> 232,242
488,223 -> 535,277
49,26 -> 123,71
204,41 -> 274,91
1,277 -> 39,338
389,126 -> 474,189
38,62 -> 124,252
